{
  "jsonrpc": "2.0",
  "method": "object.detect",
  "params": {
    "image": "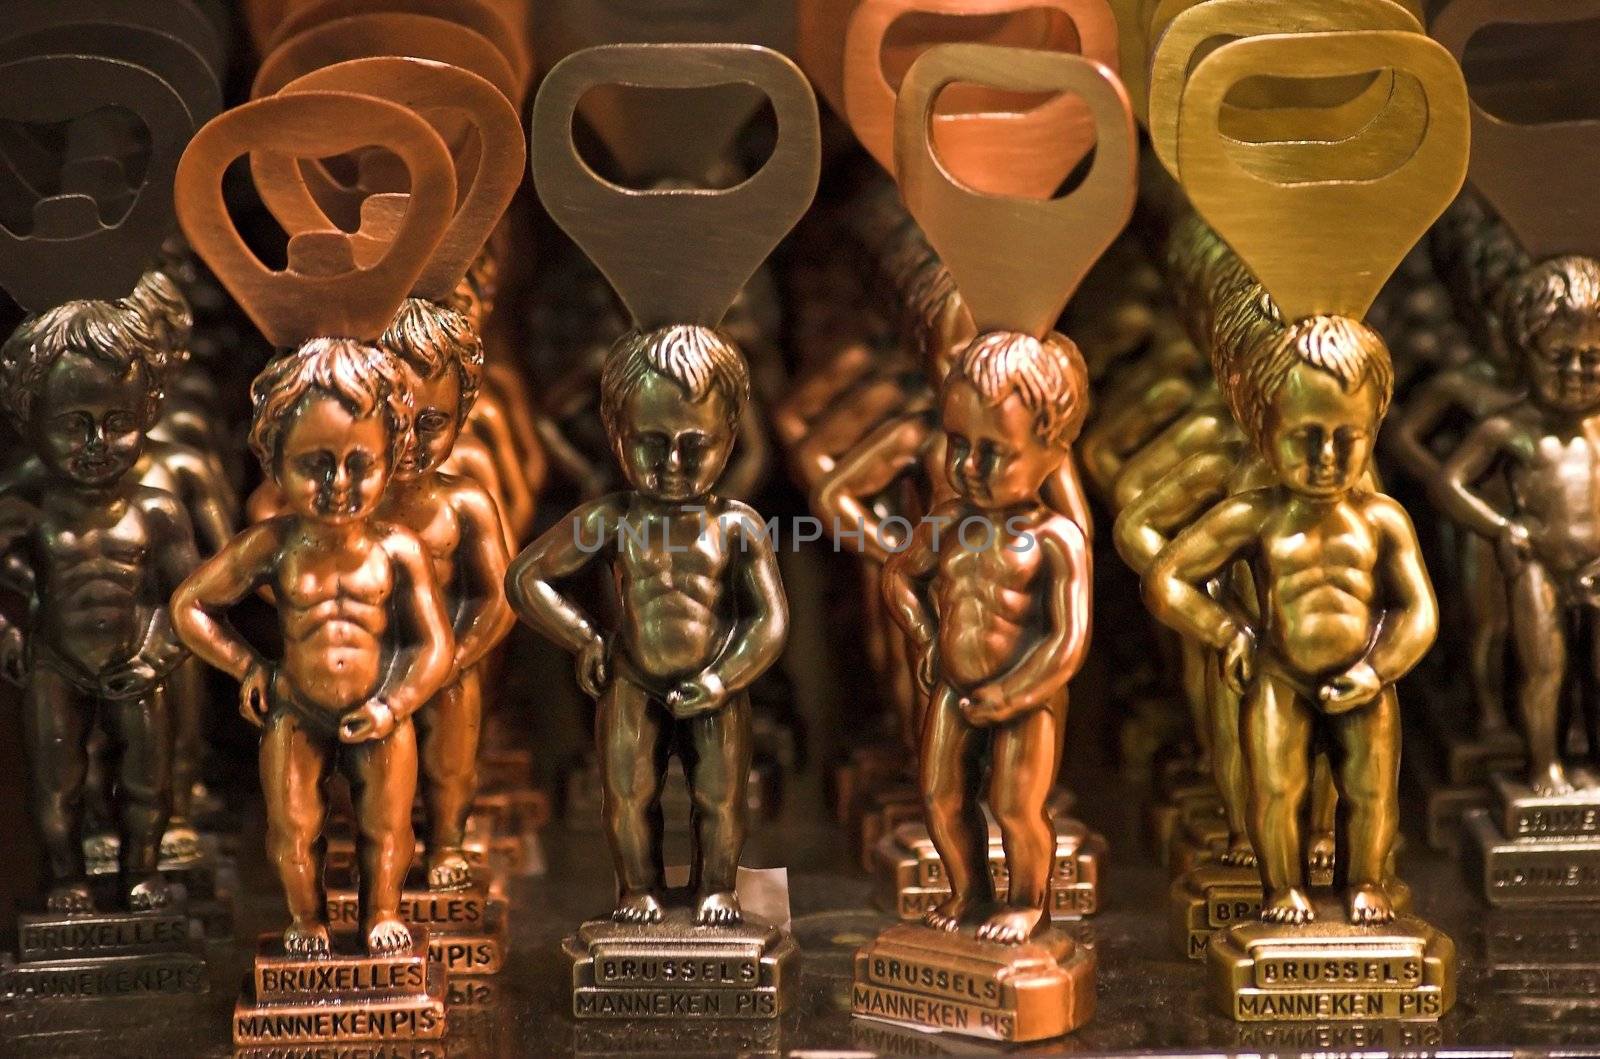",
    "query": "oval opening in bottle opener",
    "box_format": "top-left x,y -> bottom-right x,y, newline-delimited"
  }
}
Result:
267,0 -> 532,89
253,13 -> 520,105
844,0 -> 1118,198
1177,29 -> 1468,321
1433,0 -> 1600,261
1145,0 -> 1421,178
895,42 -> 1135,337
175,90 -> 456,347
531,43 -> 820,330
0,54 -> 194,311
255,56 -> 524,301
